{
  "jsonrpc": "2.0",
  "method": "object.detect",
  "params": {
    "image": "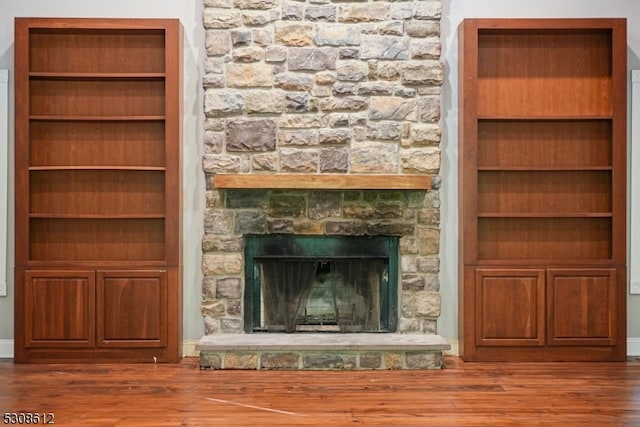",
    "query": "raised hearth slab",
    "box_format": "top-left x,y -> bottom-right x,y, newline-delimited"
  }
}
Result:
197,334 -> 451,370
